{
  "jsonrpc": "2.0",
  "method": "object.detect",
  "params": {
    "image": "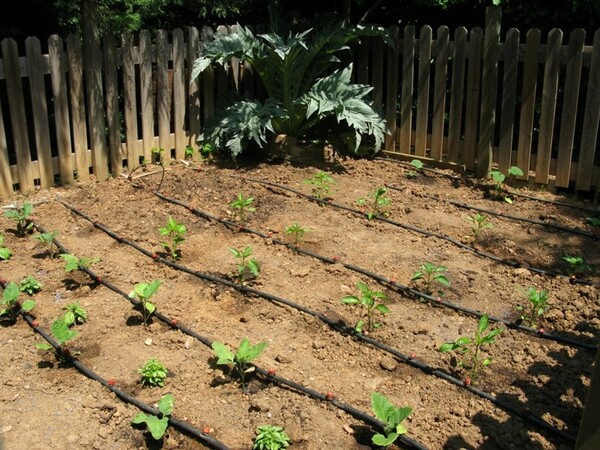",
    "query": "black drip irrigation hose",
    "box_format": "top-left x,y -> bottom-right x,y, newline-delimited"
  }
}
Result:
32,224 -> 428,450
20,228 -> 230,450
148,190 -> 595,351
376,156 -> 600,214
240,176 -> 596,288
58,202 -> 577,446
386,185 -> 600,241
